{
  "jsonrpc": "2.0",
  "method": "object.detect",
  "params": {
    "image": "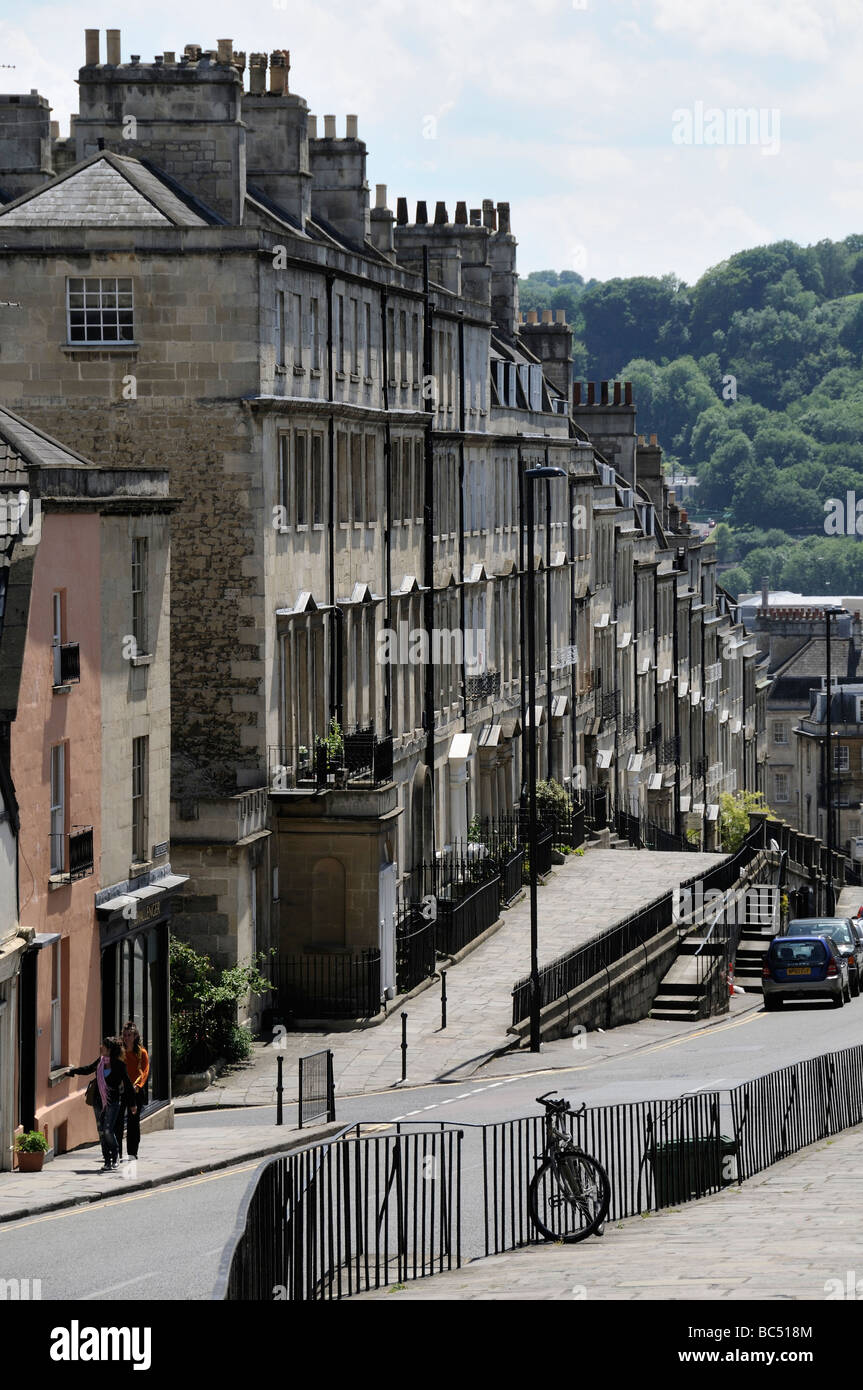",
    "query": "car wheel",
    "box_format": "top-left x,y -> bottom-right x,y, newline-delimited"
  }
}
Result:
853,973 -> 861,999
844,979 -> 853,1003
764,996 -> 781,1012
833,989 -> 845,1008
